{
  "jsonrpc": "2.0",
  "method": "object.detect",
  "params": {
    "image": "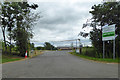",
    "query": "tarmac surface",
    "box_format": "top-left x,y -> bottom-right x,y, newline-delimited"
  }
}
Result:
2,51 -> 118,78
